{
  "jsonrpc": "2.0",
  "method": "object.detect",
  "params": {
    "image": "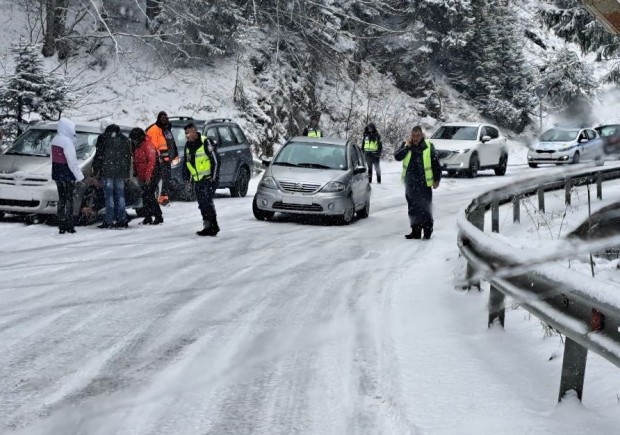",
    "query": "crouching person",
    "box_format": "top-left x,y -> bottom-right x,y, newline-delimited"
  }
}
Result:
182,123 -> 220,237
